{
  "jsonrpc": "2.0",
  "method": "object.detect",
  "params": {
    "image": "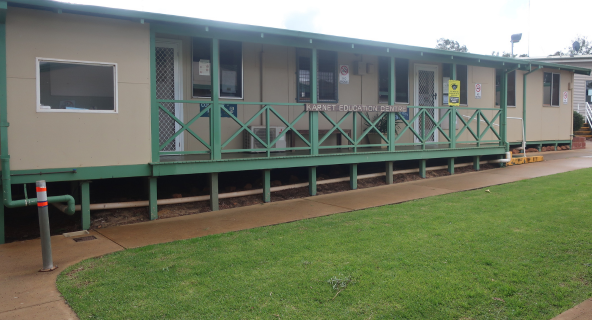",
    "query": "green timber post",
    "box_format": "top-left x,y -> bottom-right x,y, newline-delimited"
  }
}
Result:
80,181 -> 90,229
263,169 -> 271,203
385,162 -> 393,184
150,25 -> 159,163
149,177 -> 158,220
448,63 -> 457,174
211,39 -> 221,160
308,167 -> 316,196
386,56 -> 395,183
308,48 -> 318,196
350,164 -> 357,190
0,4 -> 5,244
419,159 -> 427,178
210,173 -> 219,211
500,70 -> 508,151
388,56 -> 396,152
473,156 -> 480,171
